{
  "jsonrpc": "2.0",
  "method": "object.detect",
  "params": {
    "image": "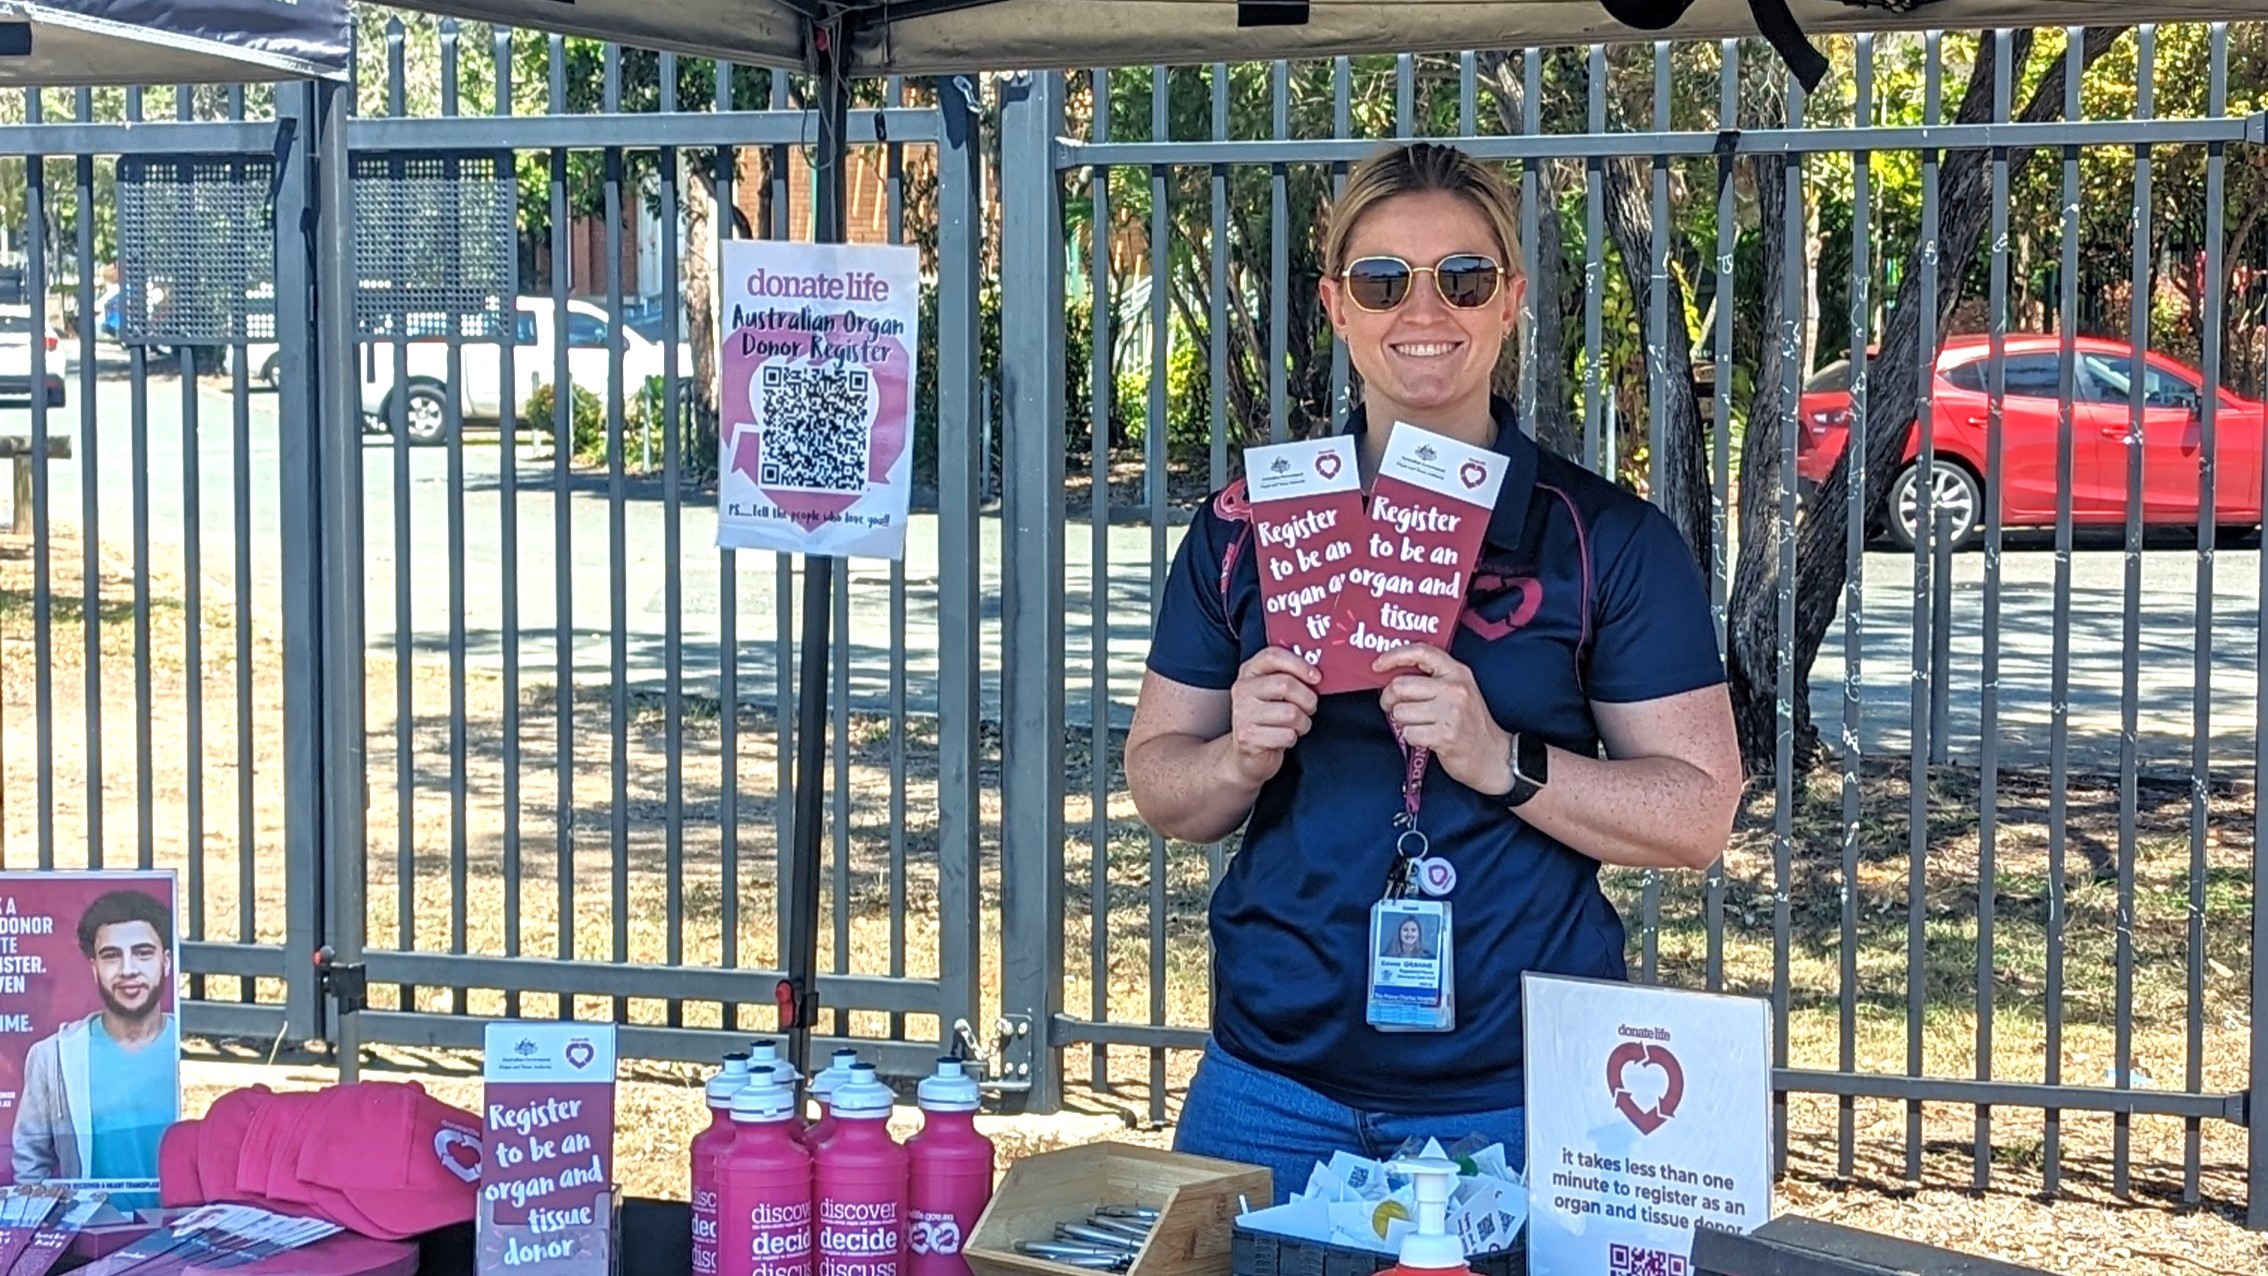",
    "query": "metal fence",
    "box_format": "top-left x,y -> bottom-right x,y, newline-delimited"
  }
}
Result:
0,12 -> 2262,1226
